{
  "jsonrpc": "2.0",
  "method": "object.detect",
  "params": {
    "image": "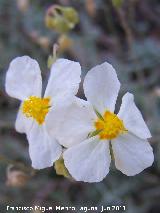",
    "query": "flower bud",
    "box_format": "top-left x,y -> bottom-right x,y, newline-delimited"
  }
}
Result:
53,16 -> 71,33
62,7 -> 79,26
54,157 -> 71,179
45,5 -> 79,34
